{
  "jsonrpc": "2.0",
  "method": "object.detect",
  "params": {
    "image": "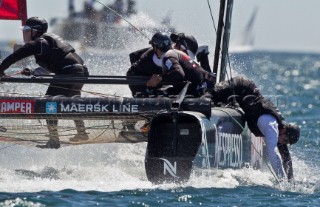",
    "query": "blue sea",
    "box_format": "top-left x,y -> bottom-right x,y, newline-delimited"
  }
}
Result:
0,50 -> 319,206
